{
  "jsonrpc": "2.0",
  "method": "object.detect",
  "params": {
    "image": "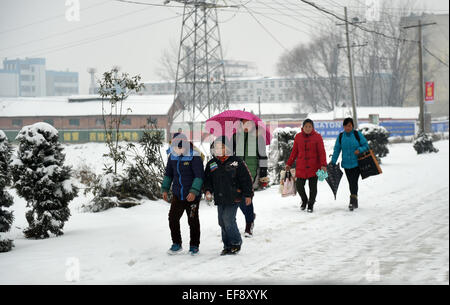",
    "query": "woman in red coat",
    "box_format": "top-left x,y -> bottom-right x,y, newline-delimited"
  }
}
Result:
285,119 -> 327,213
